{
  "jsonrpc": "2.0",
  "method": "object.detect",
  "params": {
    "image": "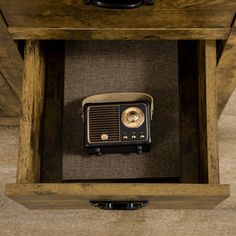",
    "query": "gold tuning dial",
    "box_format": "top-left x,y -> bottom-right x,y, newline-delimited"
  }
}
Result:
121,107 -> 145,128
